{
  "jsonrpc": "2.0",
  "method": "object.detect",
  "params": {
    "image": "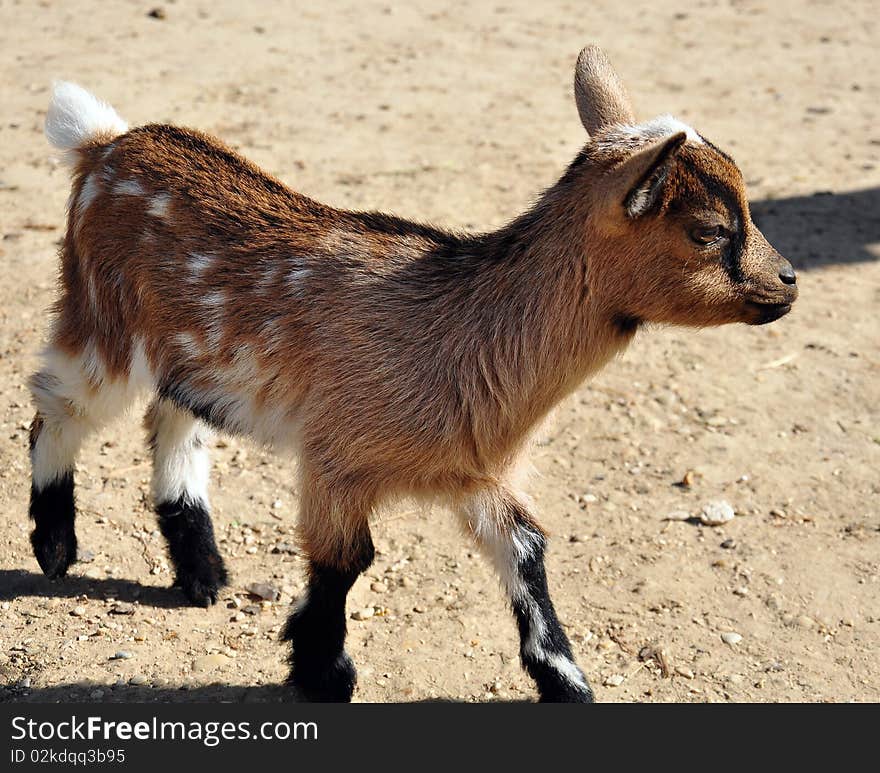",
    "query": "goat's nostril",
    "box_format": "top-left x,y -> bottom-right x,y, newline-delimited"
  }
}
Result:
778,265 -> 797,285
